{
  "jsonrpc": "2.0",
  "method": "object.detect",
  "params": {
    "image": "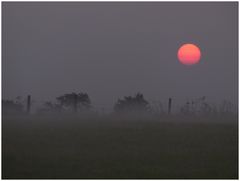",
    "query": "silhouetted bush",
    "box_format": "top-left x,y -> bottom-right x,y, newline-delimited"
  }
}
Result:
114,93 -> 150,113
56,92 -> 91,112
219,100 -> 236,114
2,99 -> 24,115
180,97 -> 214,115
180,97 -> 236,116
37,101 -> 62,114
